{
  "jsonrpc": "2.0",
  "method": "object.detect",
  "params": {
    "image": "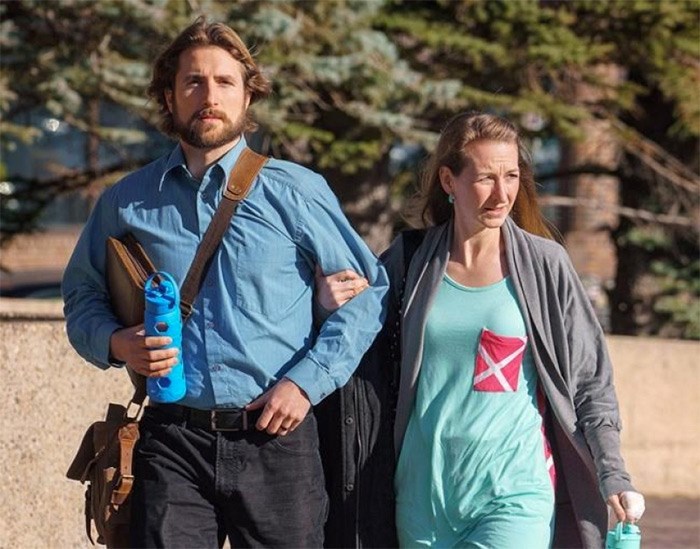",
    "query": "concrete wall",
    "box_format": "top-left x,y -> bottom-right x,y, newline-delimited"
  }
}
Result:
1,315 -> 133,548
1,299 -> 698,548
1,226 -> 82,272
609,336 -> 700,498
